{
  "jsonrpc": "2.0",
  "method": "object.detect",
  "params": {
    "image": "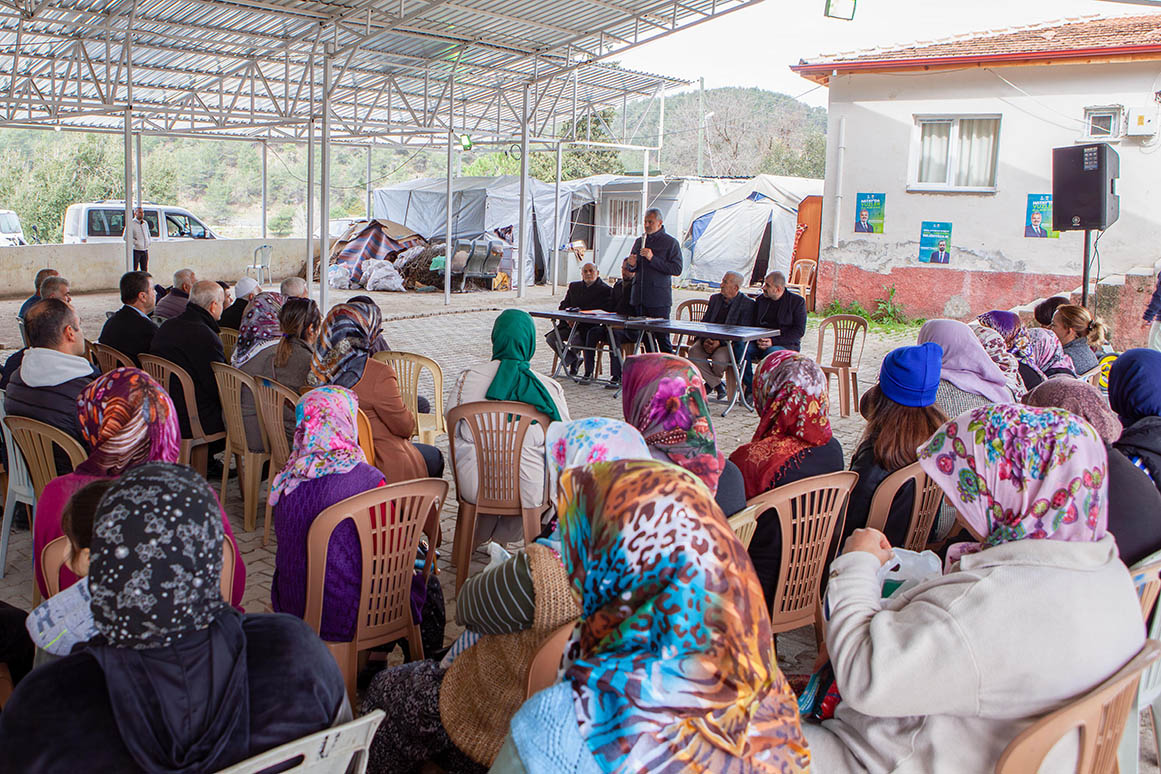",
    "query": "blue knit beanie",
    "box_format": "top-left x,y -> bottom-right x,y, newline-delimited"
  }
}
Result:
879,343 -> 942,407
